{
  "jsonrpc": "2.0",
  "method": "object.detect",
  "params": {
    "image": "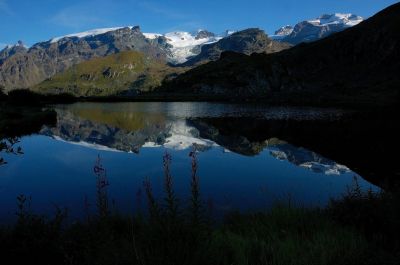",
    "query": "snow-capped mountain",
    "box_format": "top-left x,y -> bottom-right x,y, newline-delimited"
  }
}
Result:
143,29 -> 242,64
144,30 -> 223,64
48,28 -> 223,64
50,27 -> 224,64
314,13 -> 363,27
272,13 -> 364,44
0,26 -> 169,90
0,25 -> 265,90
1,13 -> 362,91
